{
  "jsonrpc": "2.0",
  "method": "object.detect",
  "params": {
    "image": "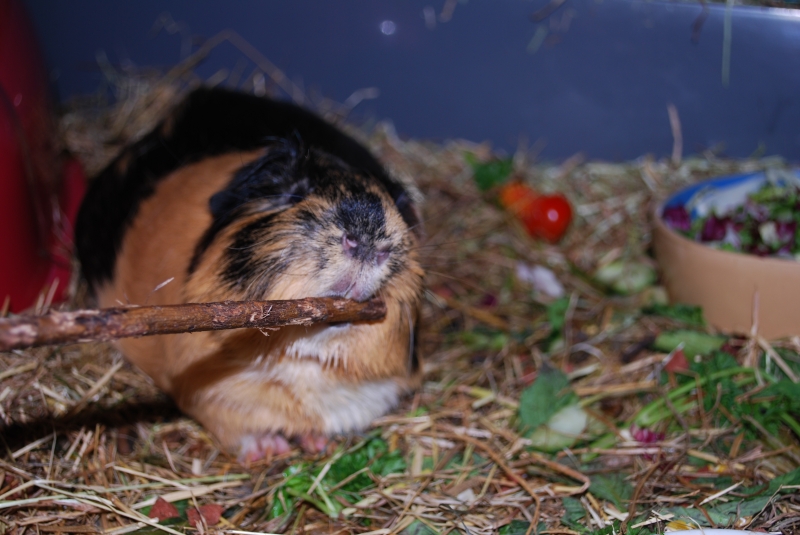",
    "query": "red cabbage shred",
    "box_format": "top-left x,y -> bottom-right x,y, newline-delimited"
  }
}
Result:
661,183 -> 800,260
